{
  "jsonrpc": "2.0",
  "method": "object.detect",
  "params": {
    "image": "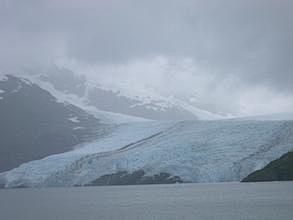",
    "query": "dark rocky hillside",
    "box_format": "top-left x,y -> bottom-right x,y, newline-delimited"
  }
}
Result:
242,152 -> 293,182
84,170 -> 183,186
0,75 -> 106,172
